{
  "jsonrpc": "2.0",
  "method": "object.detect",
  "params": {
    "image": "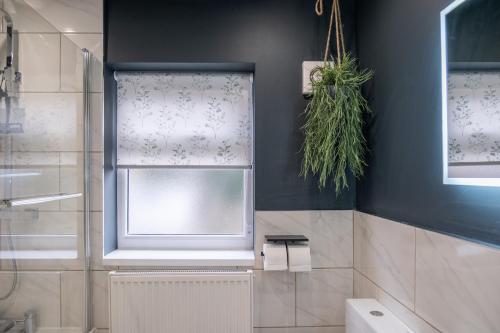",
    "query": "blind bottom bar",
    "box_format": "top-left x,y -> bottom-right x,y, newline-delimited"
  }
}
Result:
116,165 -> 253,170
